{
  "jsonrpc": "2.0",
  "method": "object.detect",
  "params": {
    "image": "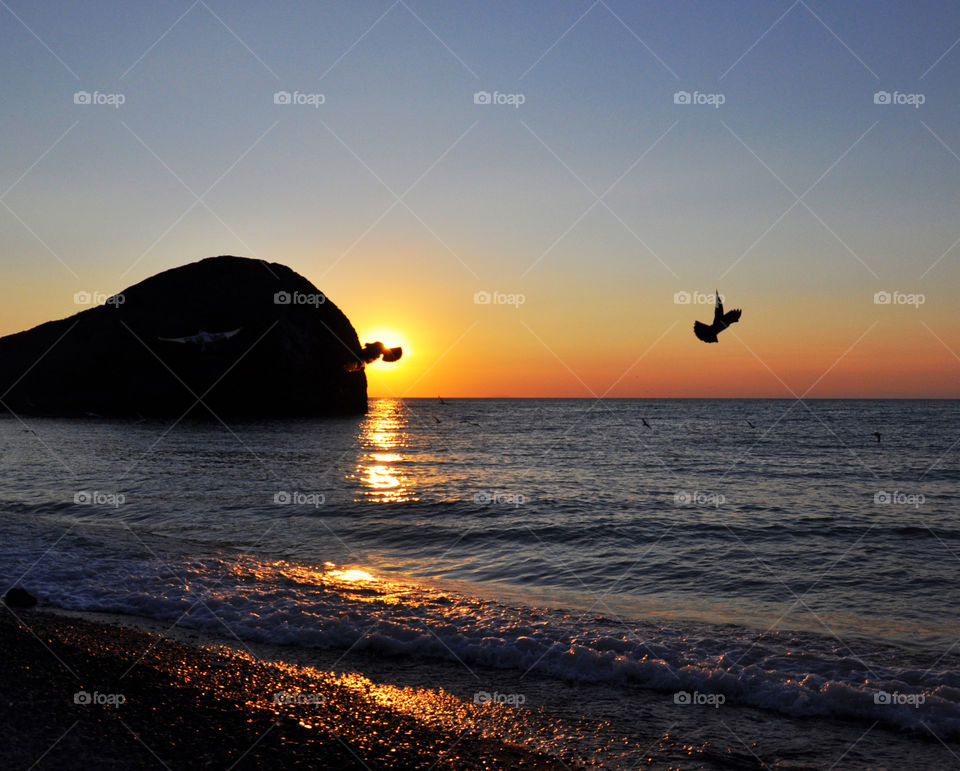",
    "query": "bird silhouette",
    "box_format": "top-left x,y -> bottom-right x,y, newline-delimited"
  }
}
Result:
873,431 -> 881,443
641,417 -> 651,428
694,291 -> 741,343
746,420 -> 756,429
158,328 -> 242,352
